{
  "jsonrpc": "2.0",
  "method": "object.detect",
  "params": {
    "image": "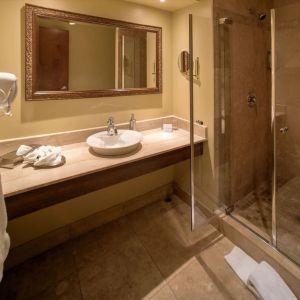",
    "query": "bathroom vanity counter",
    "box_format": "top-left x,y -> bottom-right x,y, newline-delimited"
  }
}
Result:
1,128 -> 206,219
